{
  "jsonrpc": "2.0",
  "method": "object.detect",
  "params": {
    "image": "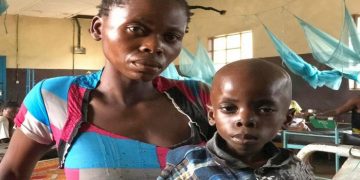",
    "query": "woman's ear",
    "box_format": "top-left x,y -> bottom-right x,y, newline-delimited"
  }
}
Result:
282,108 -> 295,129
207,104 -> 216,126
90,16 -> 103,41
